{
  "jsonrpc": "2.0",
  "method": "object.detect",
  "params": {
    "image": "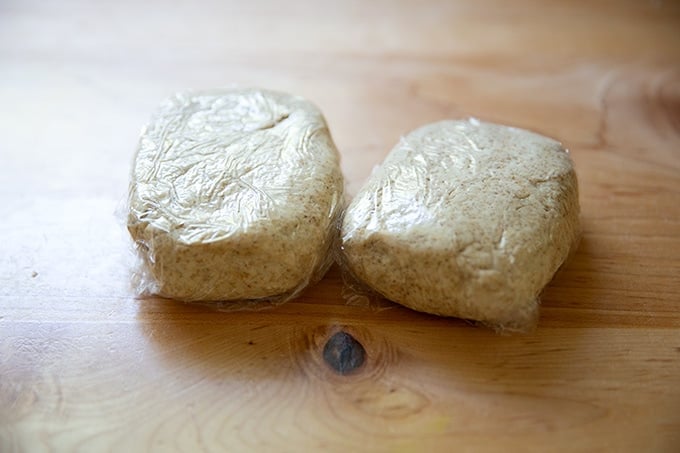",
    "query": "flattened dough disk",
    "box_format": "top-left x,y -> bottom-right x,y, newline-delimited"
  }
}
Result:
341,119 -> 580,329
128,89 -> 344,302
